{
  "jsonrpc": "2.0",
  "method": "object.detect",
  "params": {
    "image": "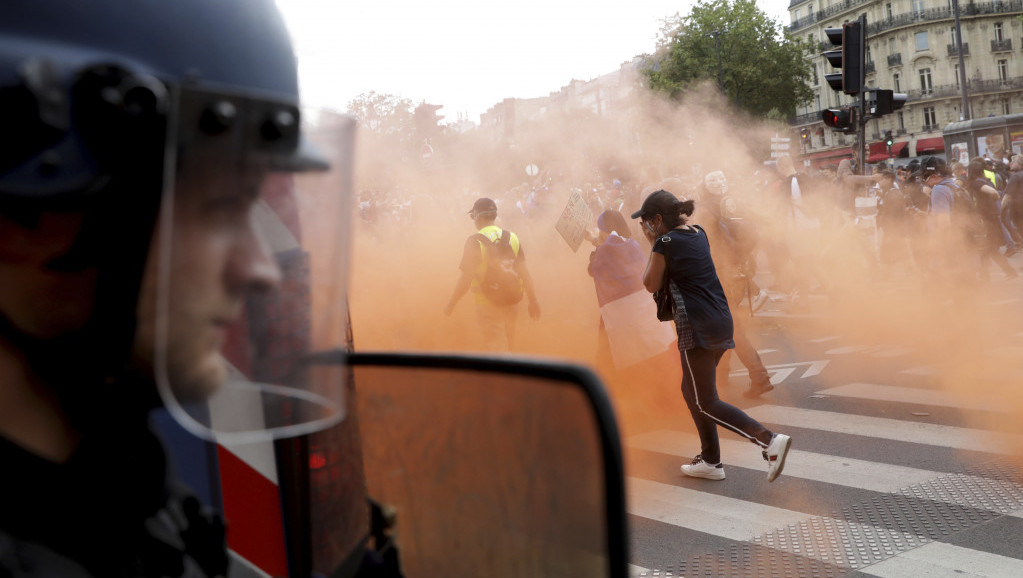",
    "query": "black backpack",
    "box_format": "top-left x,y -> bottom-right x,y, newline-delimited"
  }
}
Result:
474,230 -> 524,305
947,181 -> 982,231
